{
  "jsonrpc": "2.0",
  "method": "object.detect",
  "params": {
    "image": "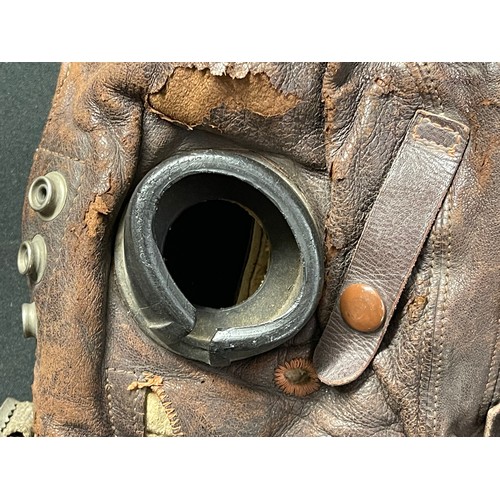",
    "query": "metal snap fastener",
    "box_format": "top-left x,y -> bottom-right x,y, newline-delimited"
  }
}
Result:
22,302 -> 38,339
339,283 -> 385,333
17,235 -> 47,283
28,171 -> 67,221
